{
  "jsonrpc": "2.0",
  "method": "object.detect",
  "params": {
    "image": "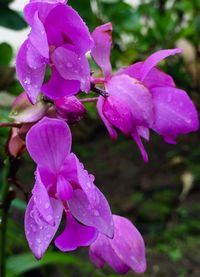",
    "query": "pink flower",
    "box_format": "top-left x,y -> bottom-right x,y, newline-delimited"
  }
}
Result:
25,117 -> 113,259
92,23 -> 199,162
89,215 -> 146,274
16,0 -> 93,104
